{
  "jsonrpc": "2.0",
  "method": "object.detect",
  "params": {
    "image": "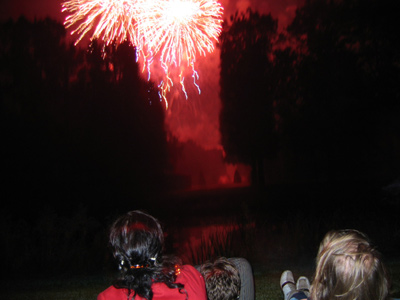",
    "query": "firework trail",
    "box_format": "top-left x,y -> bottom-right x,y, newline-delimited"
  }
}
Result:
62,0 -> 223,108
139,0 -> 223,106
140,0 -> 222,68
62,0 -> 143,46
